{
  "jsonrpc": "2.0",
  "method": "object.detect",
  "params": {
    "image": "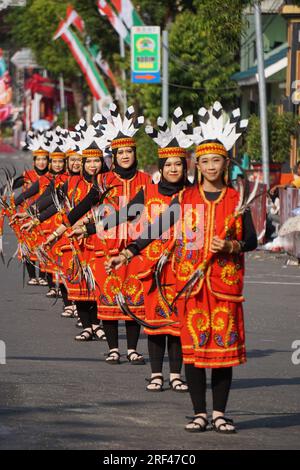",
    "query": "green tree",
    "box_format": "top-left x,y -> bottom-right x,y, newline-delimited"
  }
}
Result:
126,0 -> 246,123
246,106 -> 299,163
5,0 -> 253,165
6,0 -> 119,118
